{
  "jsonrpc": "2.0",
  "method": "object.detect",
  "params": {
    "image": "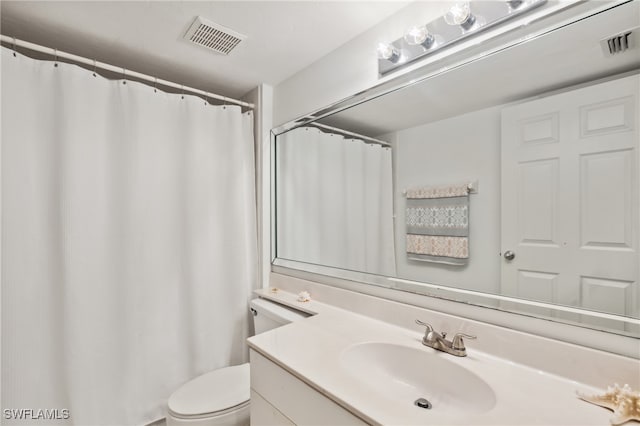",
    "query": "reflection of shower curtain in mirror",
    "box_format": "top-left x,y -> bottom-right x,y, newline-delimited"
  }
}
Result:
277,126 -> 396,276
